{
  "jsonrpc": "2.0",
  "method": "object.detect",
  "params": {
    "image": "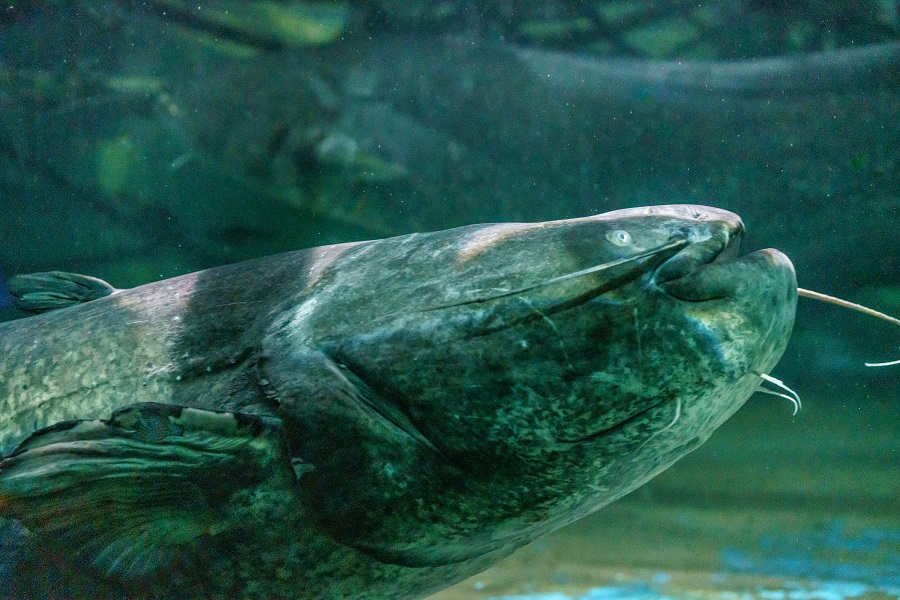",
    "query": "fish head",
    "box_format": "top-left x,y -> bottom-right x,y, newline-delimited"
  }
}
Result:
269,204 -> 796,564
